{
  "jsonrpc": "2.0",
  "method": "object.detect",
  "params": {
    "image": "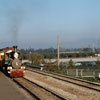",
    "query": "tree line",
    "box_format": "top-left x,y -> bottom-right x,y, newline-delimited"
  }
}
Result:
20,47 -> 99,60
